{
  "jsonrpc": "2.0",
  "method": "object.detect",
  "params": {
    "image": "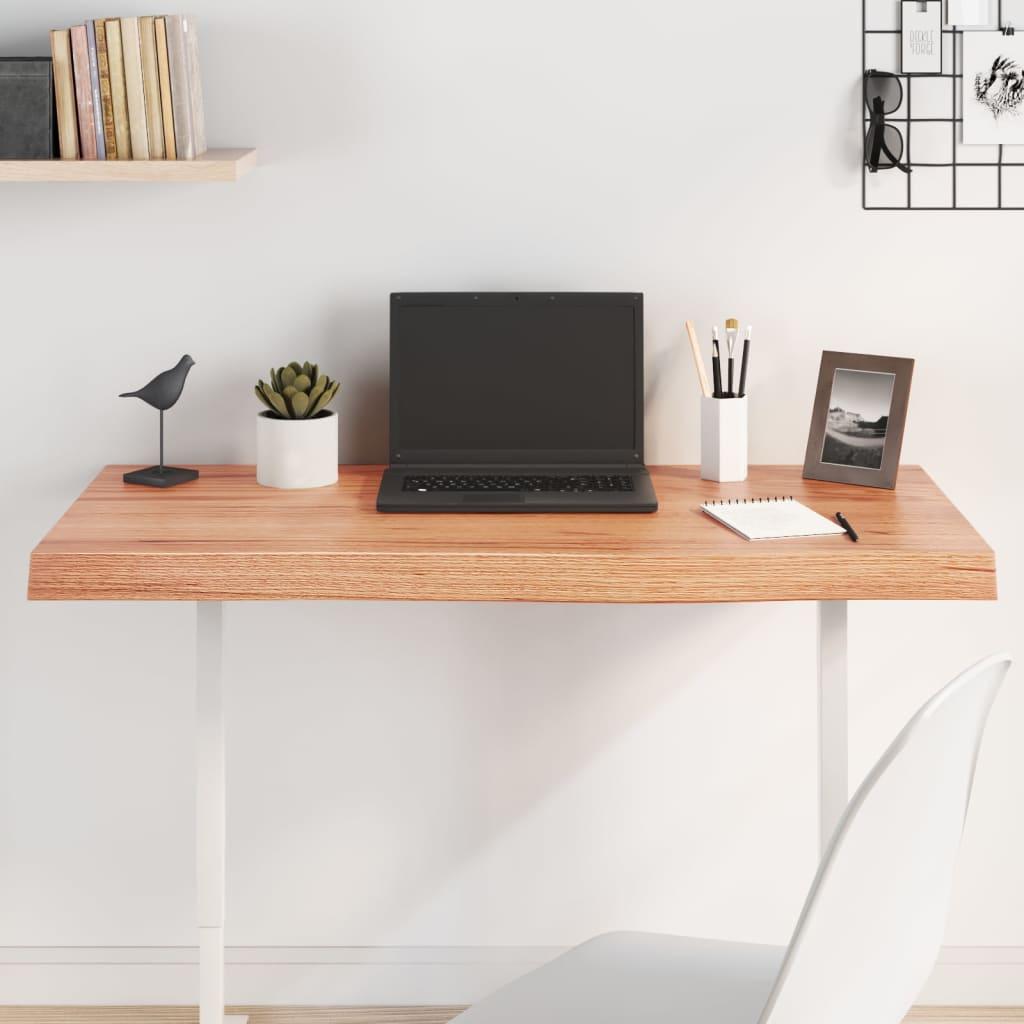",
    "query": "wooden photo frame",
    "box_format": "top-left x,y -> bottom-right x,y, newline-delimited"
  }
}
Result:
803,351 -> 914,490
